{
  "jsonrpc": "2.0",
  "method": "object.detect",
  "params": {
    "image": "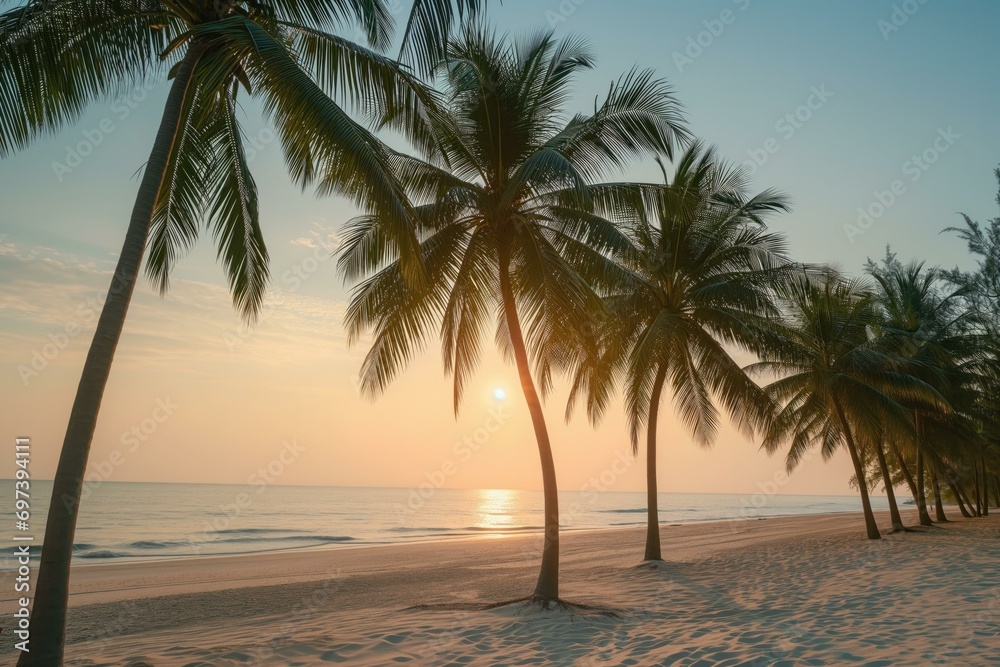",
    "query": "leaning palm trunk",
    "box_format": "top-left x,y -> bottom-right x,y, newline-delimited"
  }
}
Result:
834,400 -> 880,539
643,366 -> 668,561
945,477 -> 974,518
499,257 -> 559,601
889,440 -> 921,511
21,46 -> 204,667
873,441 -> 905,531
930,469 -> 948,522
